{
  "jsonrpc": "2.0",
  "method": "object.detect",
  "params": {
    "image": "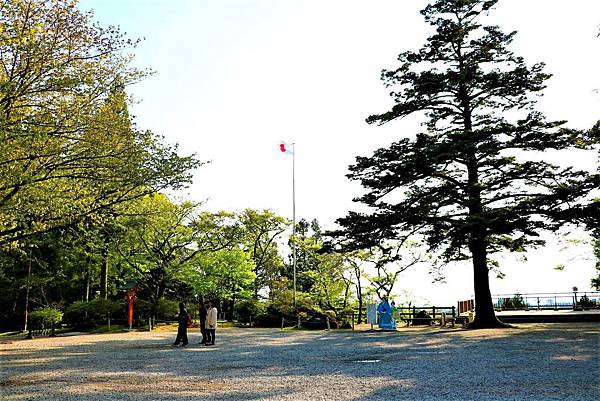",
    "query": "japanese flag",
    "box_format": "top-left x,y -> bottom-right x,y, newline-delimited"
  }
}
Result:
279,141 -> 294,155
